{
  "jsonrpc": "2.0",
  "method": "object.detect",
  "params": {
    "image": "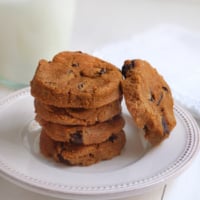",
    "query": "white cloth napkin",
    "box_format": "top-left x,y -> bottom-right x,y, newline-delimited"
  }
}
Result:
93,24 -> 200,119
